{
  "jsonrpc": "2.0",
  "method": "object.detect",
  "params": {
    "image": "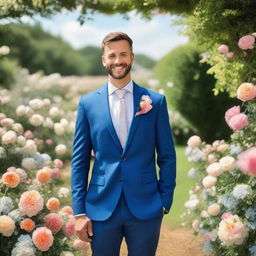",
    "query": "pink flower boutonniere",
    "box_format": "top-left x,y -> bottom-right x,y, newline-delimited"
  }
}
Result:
135,95 -> 153,116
